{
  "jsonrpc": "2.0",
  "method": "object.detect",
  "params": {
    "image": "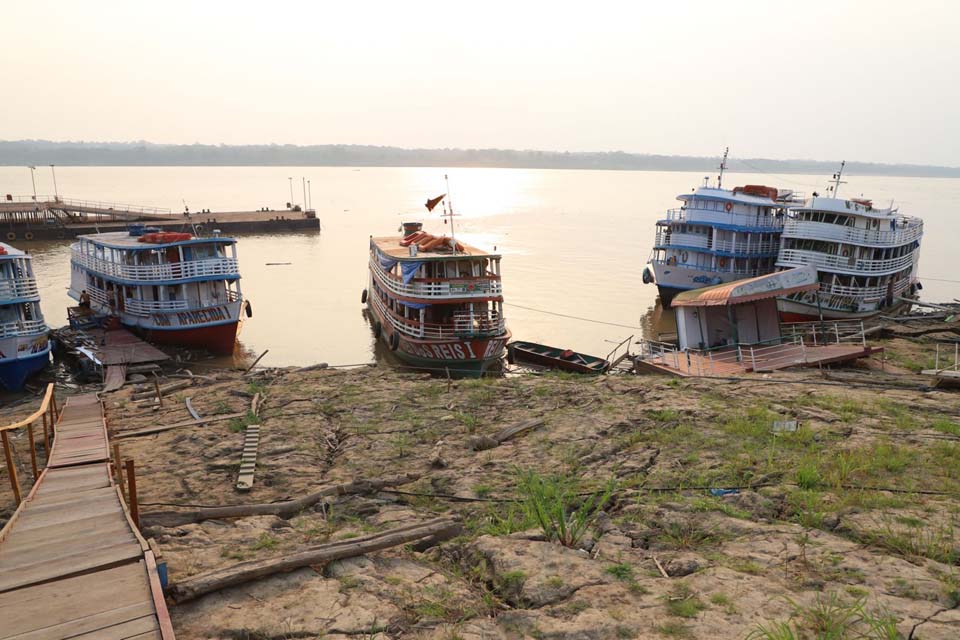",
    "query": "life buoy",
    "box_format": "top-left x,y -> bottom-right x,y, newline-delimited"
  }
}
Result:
680,251 -> 688,263
373,321 -> 382,339
725,202 -> 733,212
389,332 -> 400,350
361,288 -> 368,304
195,224 -> 204,236
23,232 -> 34,241
719,257 -> 728,268
5,232 -> 15,241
